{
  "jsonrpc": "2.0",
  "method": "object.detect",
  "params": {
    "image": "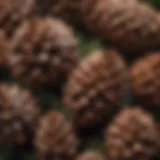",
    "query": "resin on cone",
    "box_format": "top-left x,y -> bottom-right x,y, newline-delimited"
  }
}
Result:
9,17 -> 78,88
76,151 -> 104,160
130,53 -> 160,107
0,0 -> 35,38
105,107 -> 159,160
0,84 -> 40,145
63,49 -> 127,128
35,111 -> 78,160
